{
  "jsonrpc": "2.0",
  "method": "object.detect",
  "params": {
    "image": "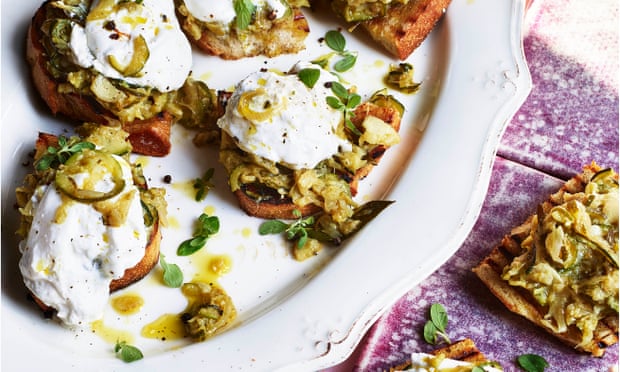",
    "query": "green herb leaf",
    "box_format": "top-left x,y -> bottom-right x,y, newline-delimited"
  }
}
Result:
34,136 -> 95,171
160,254 -> 183,288
193,168 -> 215,201
326,81 -> 362,136
517,354 -> 549,372
330,81 -> 349,99
257,213 -> 315,248
233,0 -> 255,30
298,68 -> 321,89
423,303 -> 451,345
259,220 -> 289,235
472,367 -> 485,372
346,93 -> 361,109
429,303 -> 448,332
326,96 -> 344,110
177,213 -> 220,256
325,30 -> 346,52
197,213 -> 220,235
114,341 -> 143,363
334,53 -> 357,72
423,320 -> 438,344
